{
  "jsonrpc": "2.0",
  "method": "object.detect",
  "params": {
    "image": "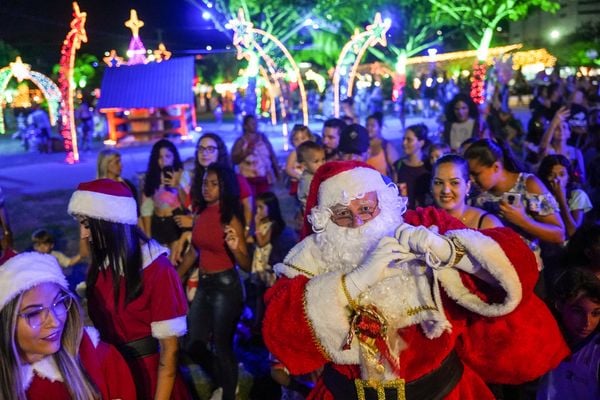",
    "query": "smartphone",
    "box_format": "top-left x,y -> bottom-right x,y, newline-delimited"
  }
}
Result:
162,166 -> 174,188
502,192 -> 521,206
